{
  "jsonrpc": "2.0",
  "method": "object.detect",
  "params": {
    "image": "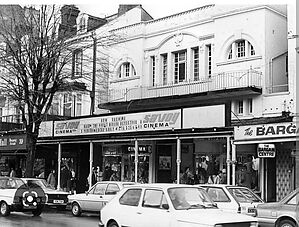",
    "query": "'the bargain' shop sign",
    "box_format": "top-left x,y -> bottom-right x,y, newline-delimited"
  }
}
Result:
234,122 -> 298,141
54,110 -> 181,137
